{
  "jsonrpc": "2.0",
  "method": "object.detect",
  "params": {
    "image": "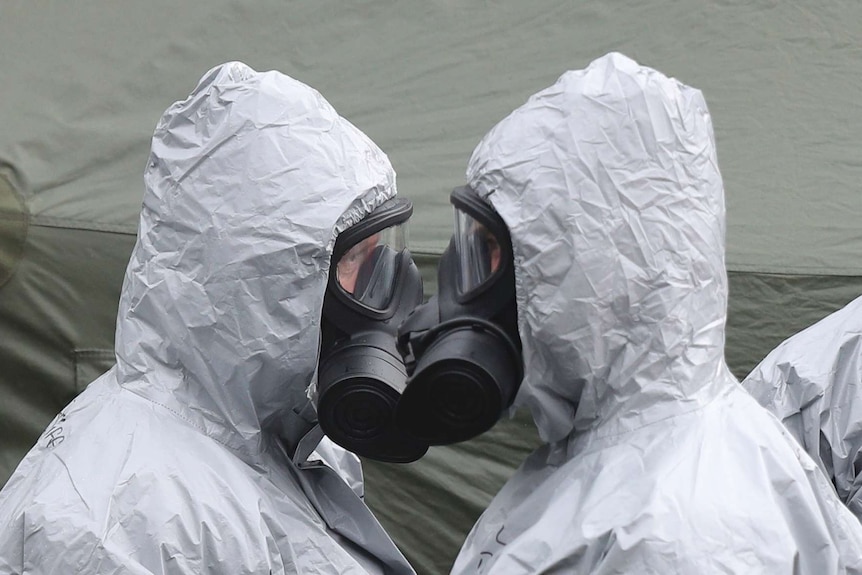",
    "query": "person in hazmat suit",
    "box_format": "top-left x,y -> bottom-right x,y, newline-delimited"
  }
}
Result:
0,62 -> 419,574
743,293 -> 862,523
396,52 -> 862,573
